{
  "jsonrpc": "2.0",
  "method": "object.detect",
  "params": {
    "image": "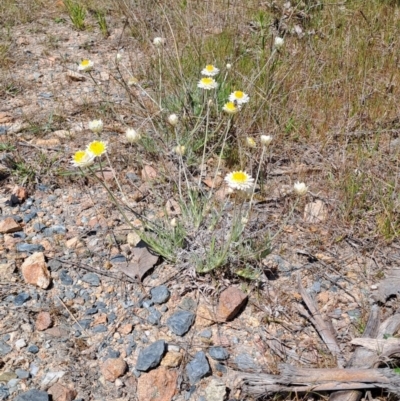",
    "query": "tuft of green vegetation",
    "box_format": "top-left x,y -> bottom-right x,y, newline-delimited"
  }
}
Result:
95,10 -> 109,37
64,0 -> 86,30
